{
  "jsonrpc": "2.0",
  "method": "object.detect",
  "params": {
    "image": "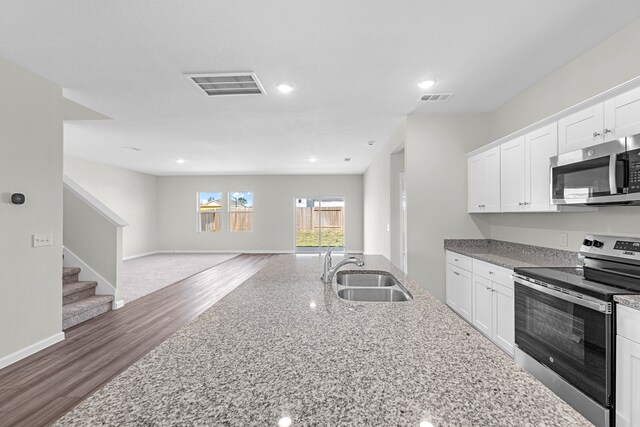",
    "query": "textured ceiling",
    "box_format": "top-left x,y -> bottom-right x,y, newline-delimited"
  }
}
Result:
1,1 -> 640,175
